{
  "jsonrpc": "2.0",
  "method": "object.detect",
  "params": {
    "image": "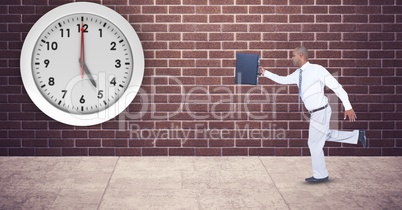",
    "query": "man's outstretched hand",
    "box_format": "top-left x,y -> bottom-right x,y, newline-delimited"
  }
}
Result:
344,109 -> 357,122
258,66 -> 265,76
